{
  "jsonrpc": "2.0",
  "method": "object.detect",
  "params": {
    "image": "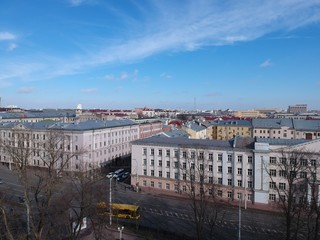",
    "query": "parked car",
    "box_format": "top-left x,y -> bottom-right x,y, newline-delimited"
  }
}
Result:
106,172 -> 114,178
121,172 -> 130,179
